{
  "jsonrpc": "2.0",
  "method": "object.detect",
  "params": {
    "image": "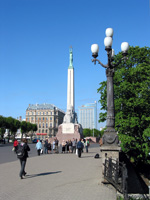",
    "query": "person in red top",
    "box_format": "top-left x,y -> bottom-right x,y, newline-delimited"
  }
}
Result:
13,139 -> 19,153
